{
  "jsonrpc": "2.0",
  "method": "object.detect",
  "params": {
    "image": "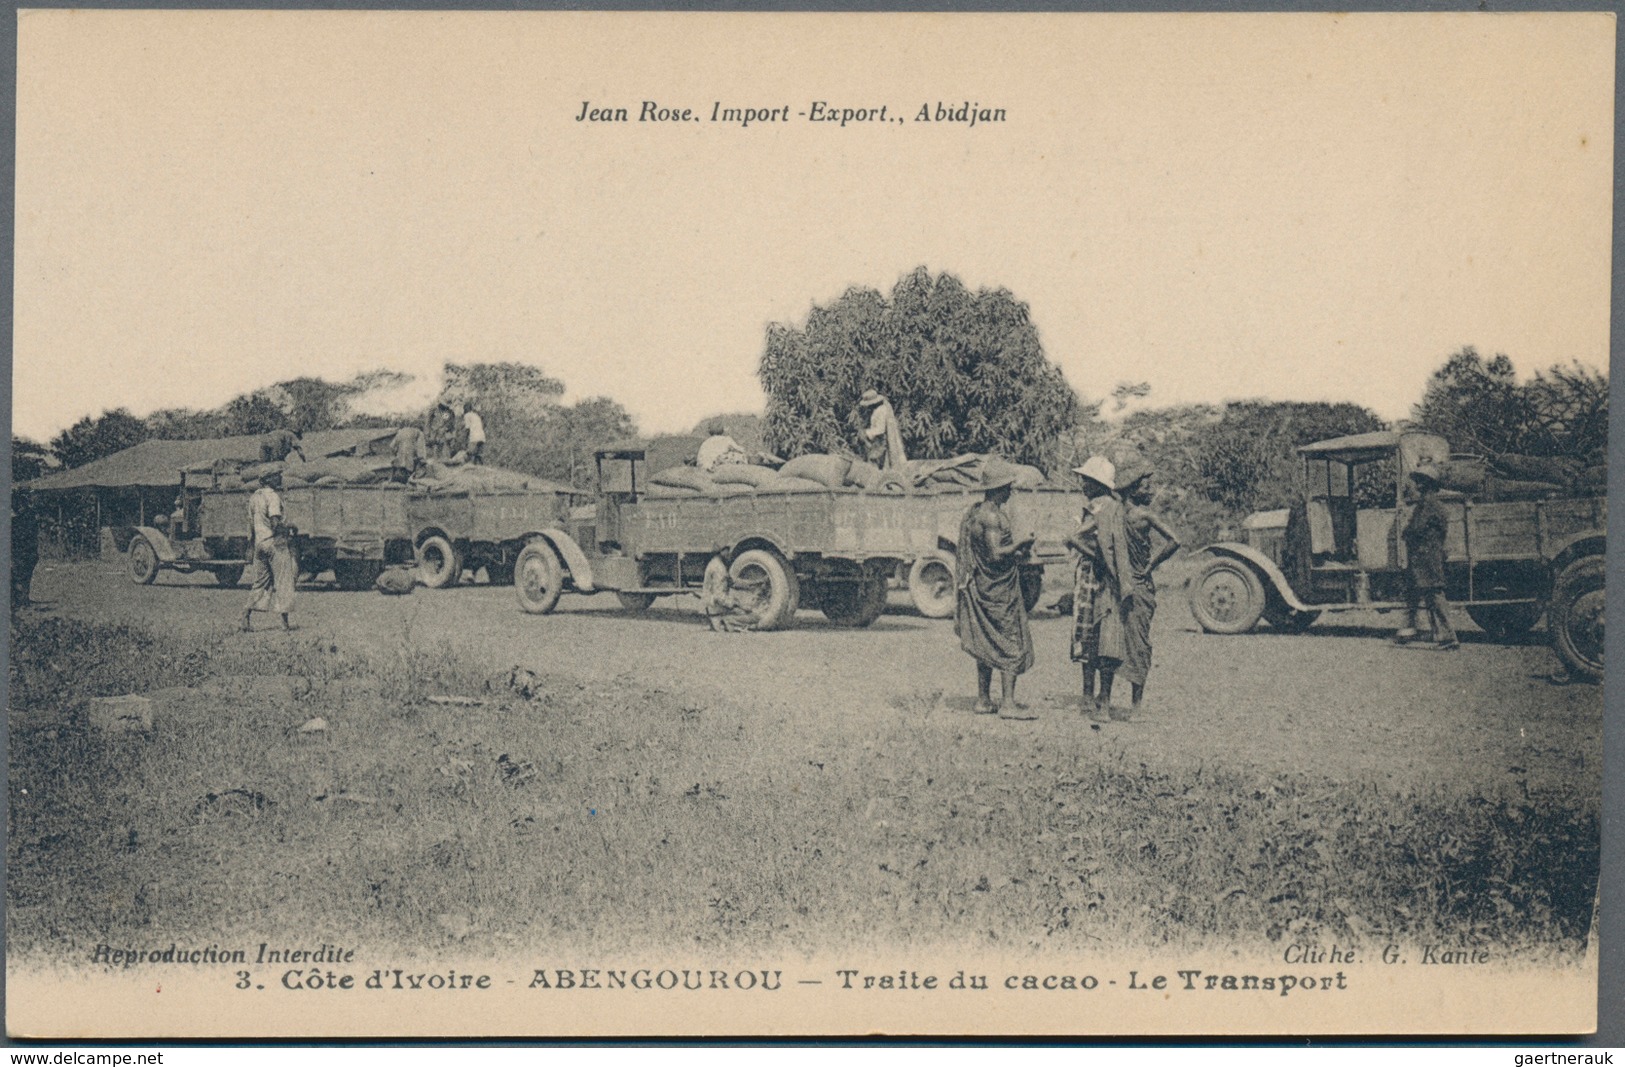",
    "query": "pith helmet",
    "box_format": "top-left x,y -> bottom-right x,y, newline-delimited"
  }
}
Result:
1071,455 -> 1117,491
857,390 -> 885,408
